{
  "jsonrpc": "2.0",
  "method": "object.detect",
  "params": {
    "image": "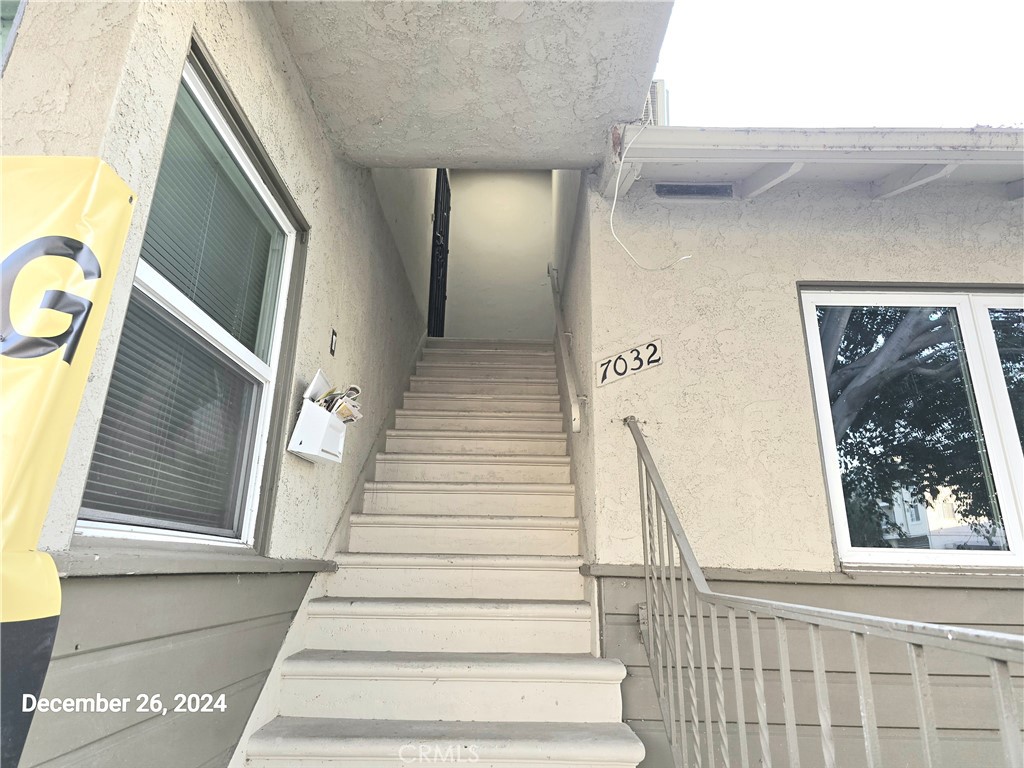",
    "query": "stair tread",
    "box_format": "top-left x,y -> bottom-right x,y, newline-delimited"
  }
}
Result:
411,375 -> 558,385
376,452 -> 569,464
282,650 -> 624,680
427,337 -> 552,345
364,481 -> 577,499
350,512 -> 579,527
248,717 -> 645,759
420,360 -> 556,368
396,409 -> 563,419
405,392 -> 560,401
421,346 -> 552,354
308,597 -> 591,617
333,553 -> 582,568
387,428 -> 566,439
